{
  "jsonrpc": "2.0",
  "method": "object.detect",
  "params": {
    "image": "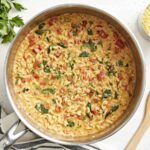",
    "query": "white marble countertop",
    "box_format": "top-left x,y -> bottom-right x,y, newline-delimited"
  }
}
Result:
0,0 -> 150,149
